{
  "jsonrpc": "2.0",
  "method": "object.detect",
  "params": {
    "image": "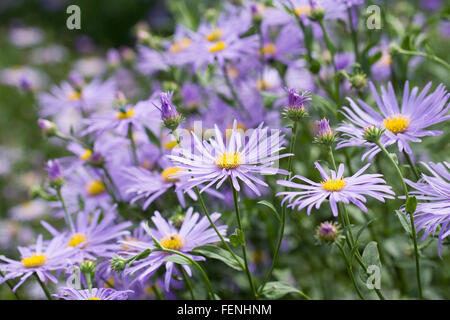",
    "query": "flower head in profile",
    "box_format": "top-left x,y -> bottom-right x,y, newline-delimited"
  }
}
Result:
0,234 -> 77,292
283,88 -> 311,121
54,287 -> 133,300
337,81 -> 449,161
124,208 -> 227,291
41,208 -> 131,260
314,118 -> 335,145
153,91 -> 184,131
168,120 -> 291,196
277,162 -> 395,216
403,161 -> 450,256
